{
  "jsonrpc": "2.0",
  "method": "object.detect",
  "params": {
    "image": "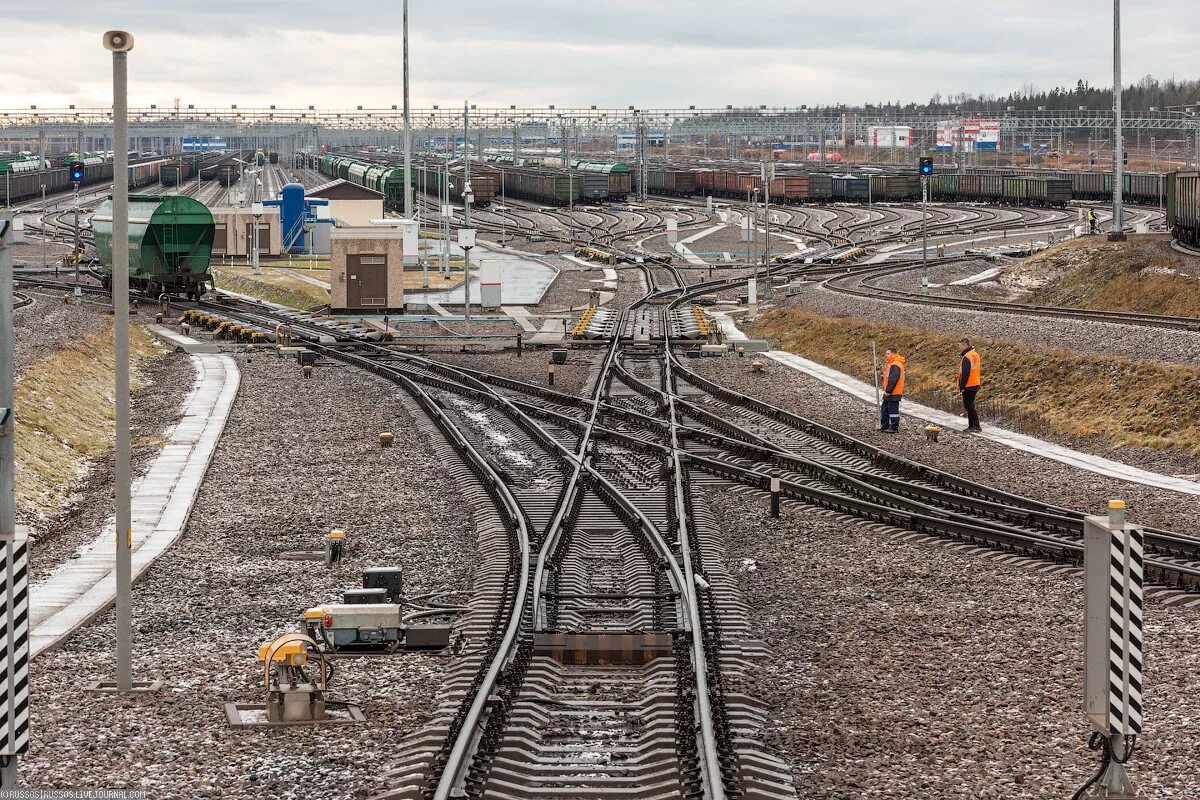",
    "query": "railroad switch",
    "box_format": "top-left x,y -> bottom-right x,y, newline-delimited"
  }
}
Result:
303,364 -> 313,379
379,432 -> 395,448
924,425 -> 942,442
751,360 -> 765,373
